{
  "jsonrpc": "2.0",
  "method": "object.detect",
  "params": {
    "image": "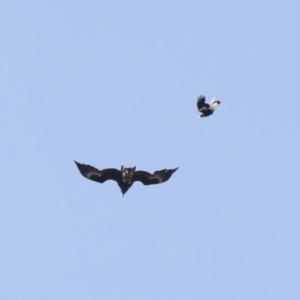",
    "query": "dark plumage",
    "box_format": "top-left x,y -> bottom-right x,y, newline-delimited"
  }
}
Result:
197,94 -> 221,118
74,161 -> 179,197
